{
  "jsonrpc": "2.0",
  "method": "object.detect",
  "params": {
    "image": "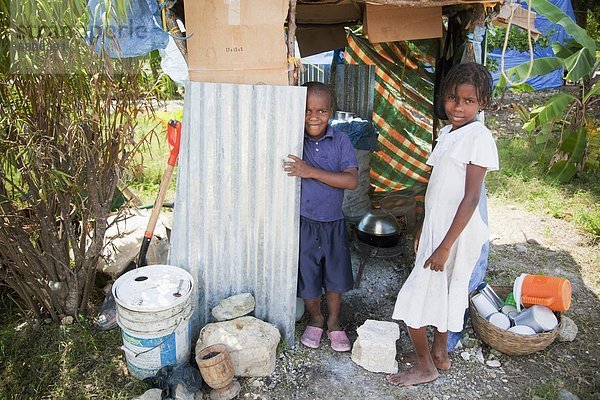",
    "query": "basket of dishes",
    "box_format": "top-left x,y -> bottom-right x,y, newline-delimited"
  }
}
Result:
469,274 -> 571,356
